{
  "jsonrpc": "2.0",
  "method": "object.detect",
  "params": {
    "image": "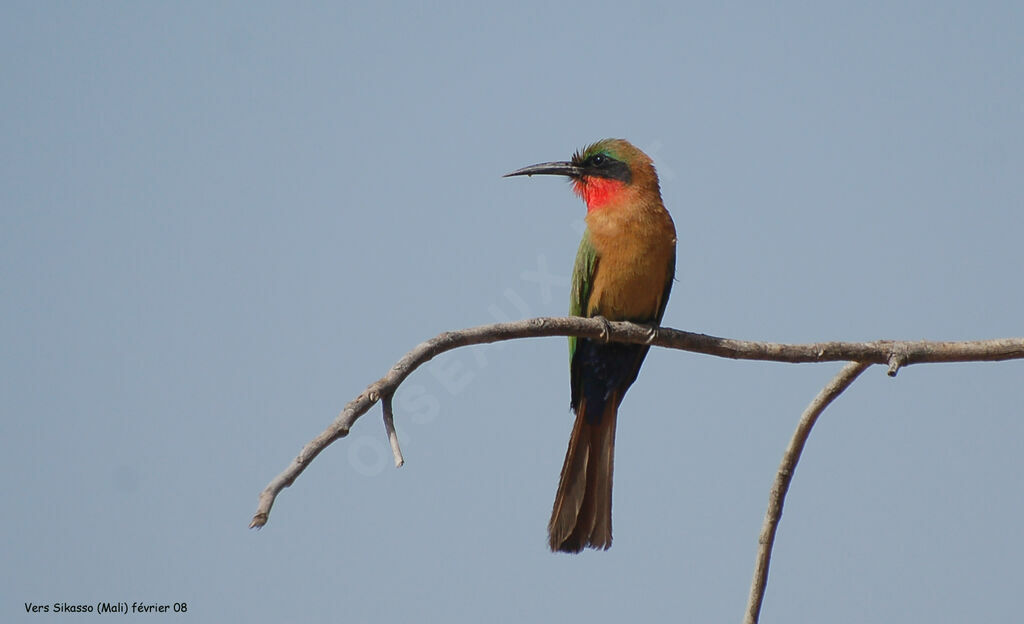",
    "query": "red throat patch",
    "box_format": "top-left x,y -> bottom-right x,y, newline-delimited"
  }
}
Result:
573,177 -> 626,212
